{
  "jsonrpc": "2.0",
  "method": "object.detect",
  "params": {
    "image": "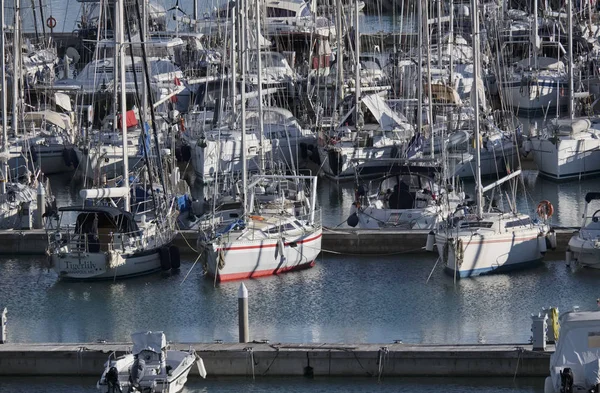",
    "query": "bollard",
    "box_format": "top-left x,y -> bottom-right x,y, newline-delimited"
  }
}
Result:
36,182 -> 45,229
238,283 -> 249,343
1,307 -> 6,343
